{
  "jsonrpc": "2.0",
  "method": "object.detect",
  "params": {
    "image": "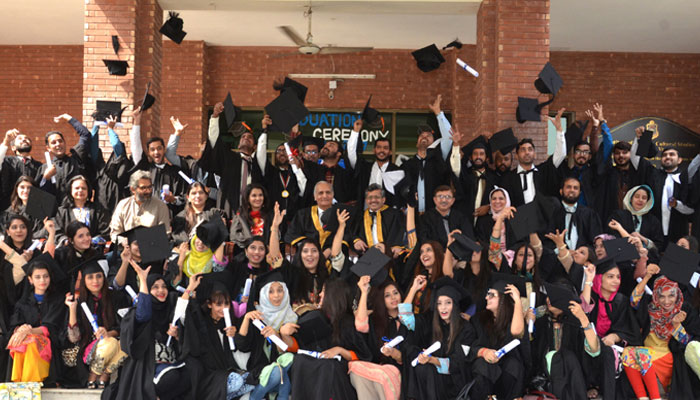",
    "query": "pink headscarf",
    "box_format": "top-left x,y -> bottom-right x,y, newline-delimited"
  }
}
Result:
592,272 -> 619,337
